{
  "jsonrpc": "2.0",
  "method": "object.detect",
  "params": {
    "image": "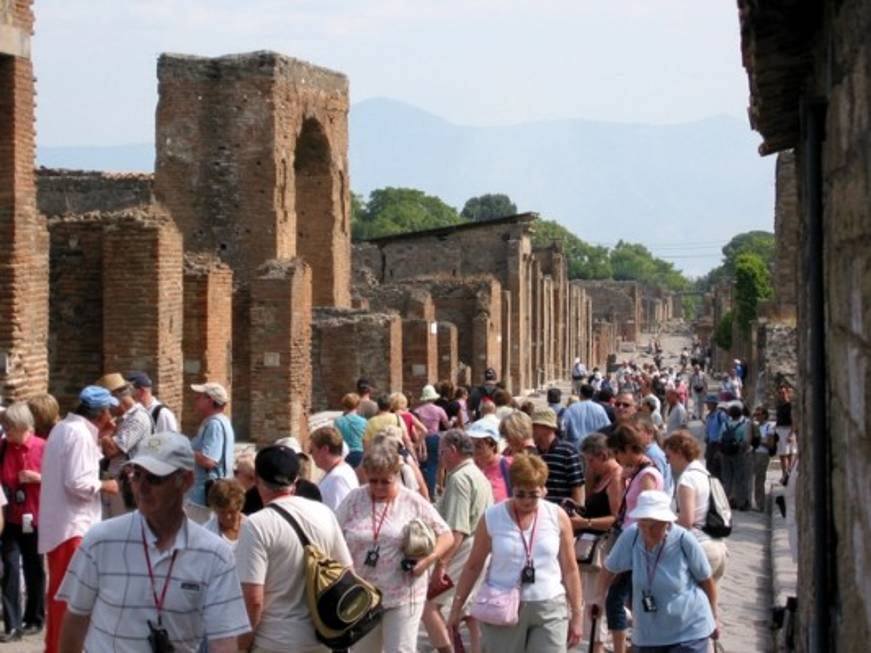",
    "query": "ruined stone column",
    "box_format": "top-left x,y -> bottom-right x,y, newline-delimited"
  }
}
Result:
437,322 -> 458,384
0,0 -> 48,402
249,259 -> 312,444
